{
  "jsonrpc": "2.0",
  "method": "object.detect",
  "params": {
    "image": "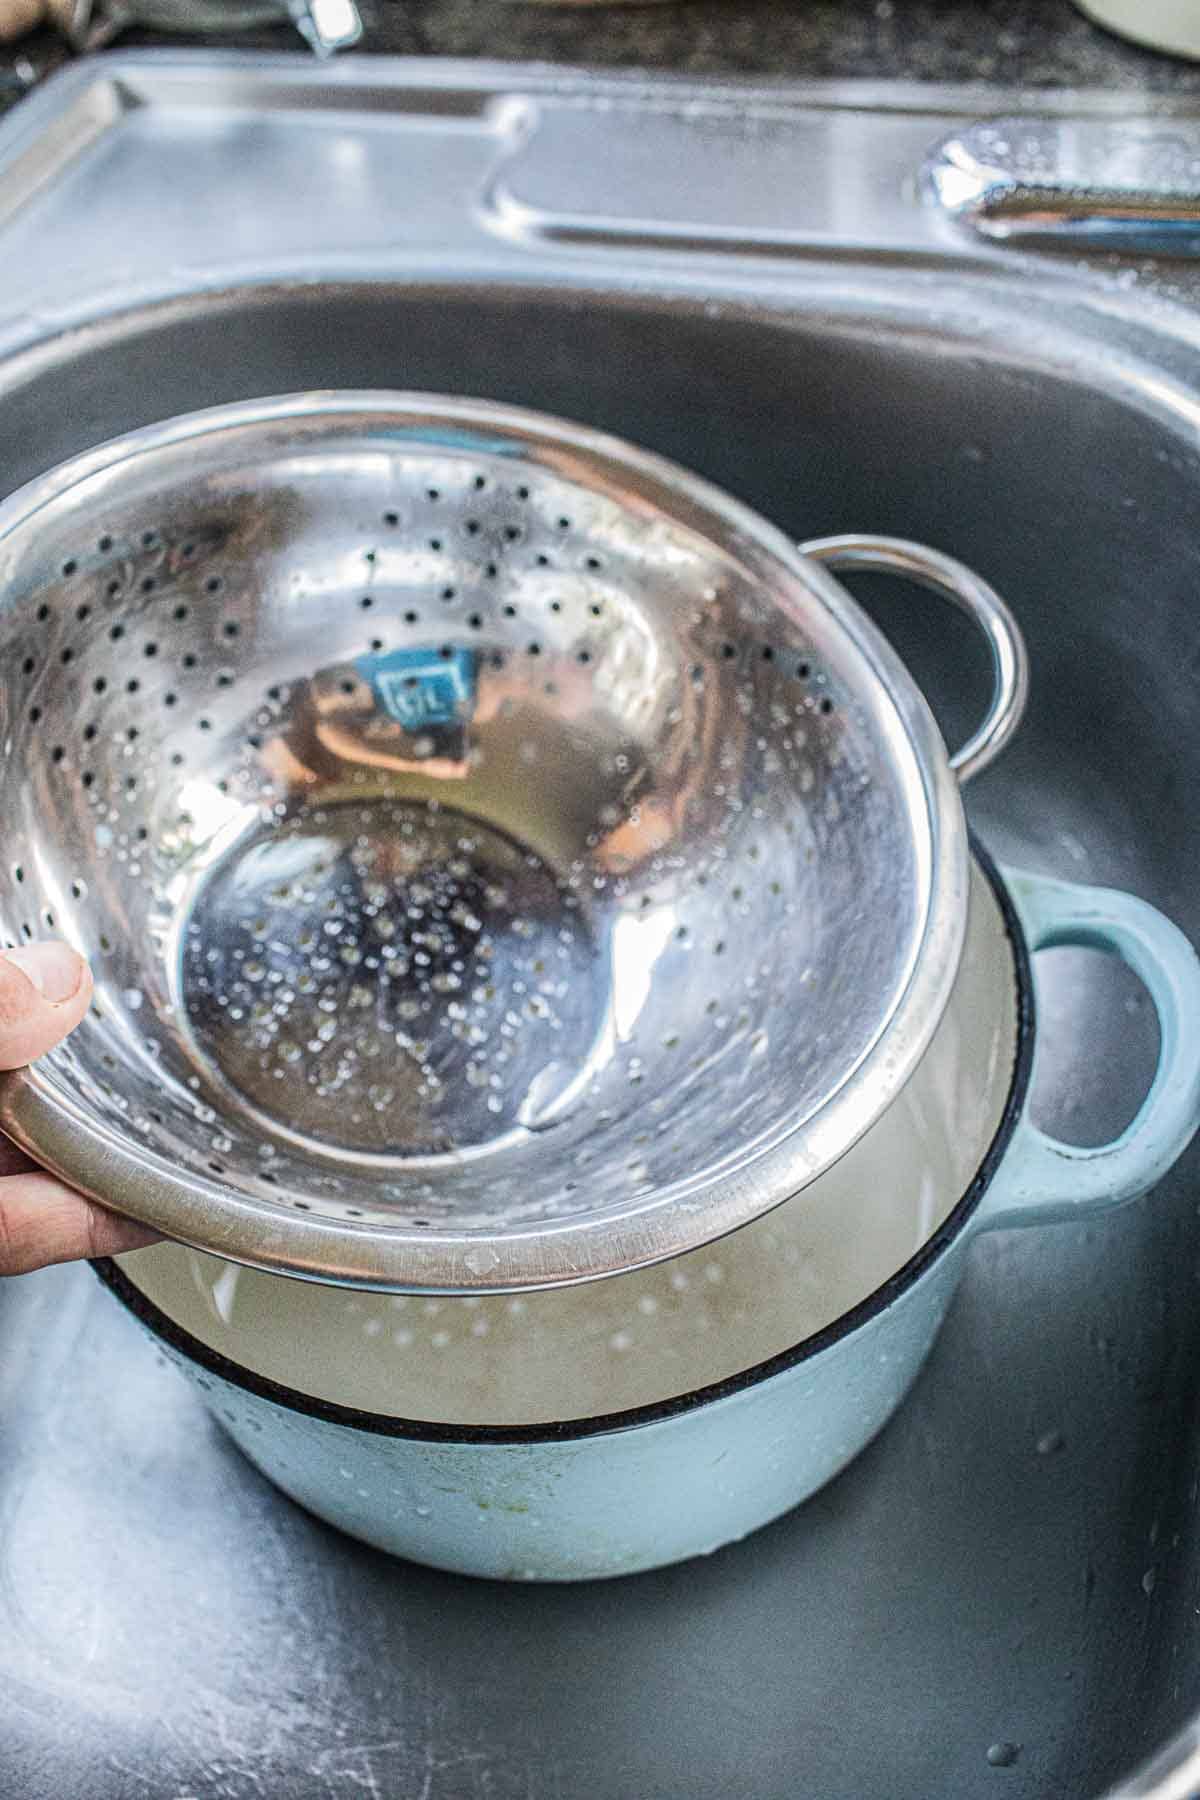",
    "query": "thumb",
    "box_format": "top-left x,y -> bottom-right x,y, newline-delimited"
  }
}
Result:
0,944 -> 93,1069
